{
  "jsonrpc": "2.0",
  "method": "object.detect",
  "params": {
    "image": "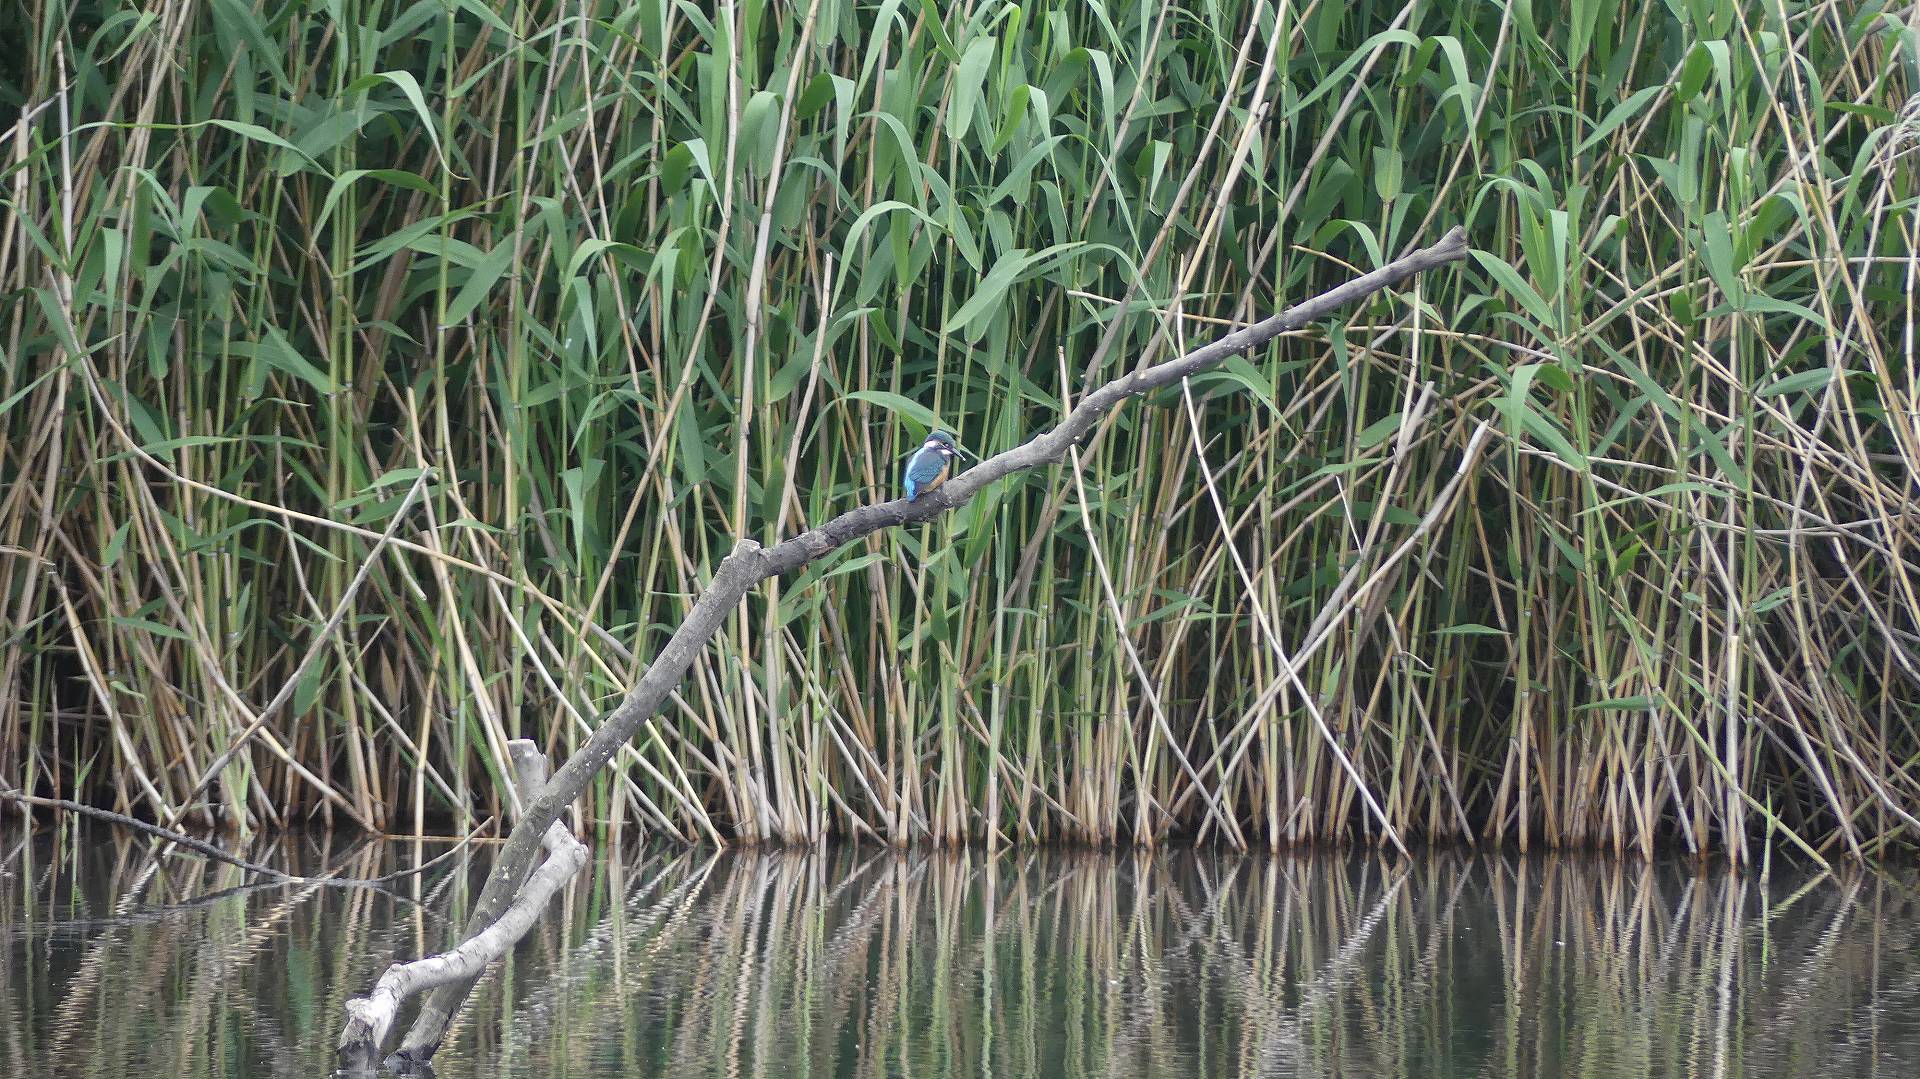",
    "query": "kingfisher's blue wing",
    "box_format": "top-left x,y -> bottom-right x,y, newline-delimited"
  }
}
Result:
904,447 -> 947,499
